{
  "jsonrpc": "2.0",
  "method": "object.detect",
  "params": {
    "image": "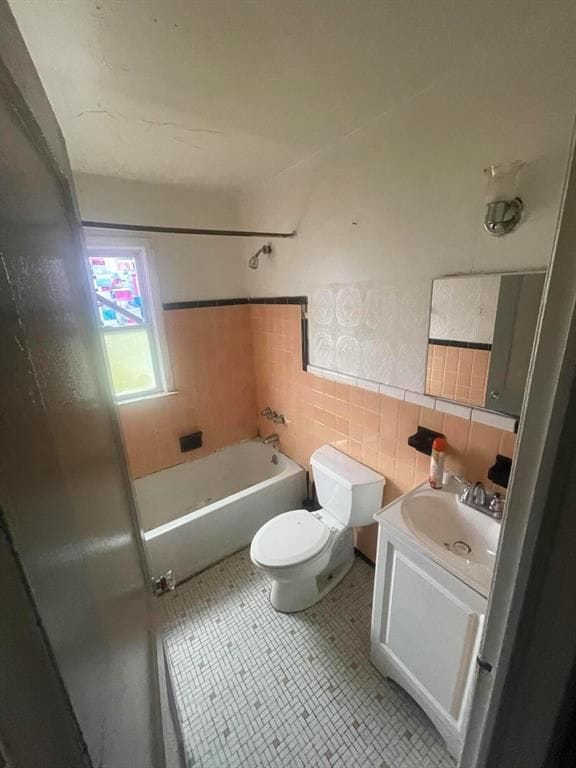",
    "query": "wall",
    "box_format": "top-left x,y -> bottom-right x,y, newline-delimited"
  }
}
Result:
119,304 -> 258,478
430,275 -> 500,345
426,345 -> 490,407
76,173 -> 247,302
252,305 -> 515,560
240,4 -> 576,392
0,10 -> 162,764
77,175 -> 258,480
